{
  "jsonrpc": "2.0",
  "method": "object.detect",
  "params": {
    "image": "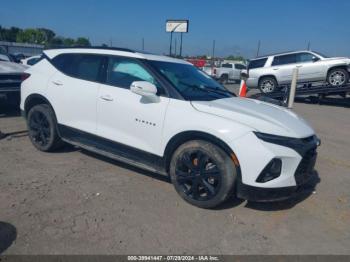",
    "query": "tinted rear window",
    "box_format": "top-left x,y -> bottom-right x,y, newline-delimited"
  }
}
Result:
52,53 -> 105,82
235,64 -> 246,70
248,58 -> 267,70
272,54 -> 296,66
